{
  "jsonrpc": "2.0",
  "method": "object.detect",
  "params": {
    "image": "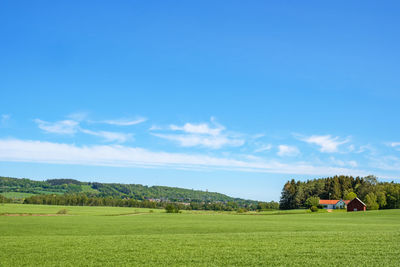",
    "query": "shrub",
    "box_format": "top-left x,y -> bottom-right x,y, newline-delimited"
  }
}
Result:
310,206 -> 318,212
305,196 -> 320,208
236,208 -> 246,213
165,204 -> 179,213
57,209 -> 68,215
